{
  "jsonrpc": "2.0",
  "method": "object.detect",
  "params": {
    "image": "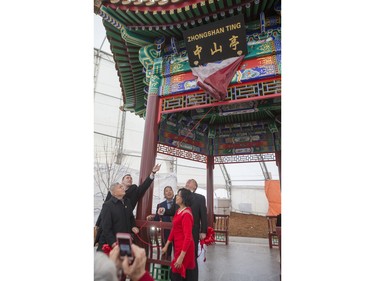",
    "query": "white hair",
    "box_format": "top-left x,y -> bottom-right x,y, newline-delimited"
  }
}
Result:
109,182 -> 120,193
94,252 -> 118,281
